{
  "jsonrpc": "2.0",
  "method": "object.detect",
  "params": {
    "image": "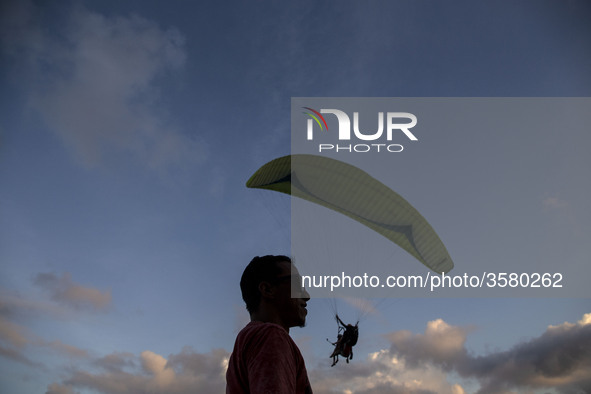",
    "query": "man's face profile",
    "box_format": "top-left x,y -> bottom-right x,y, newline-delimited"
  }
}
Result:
273,261 -> 310,328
